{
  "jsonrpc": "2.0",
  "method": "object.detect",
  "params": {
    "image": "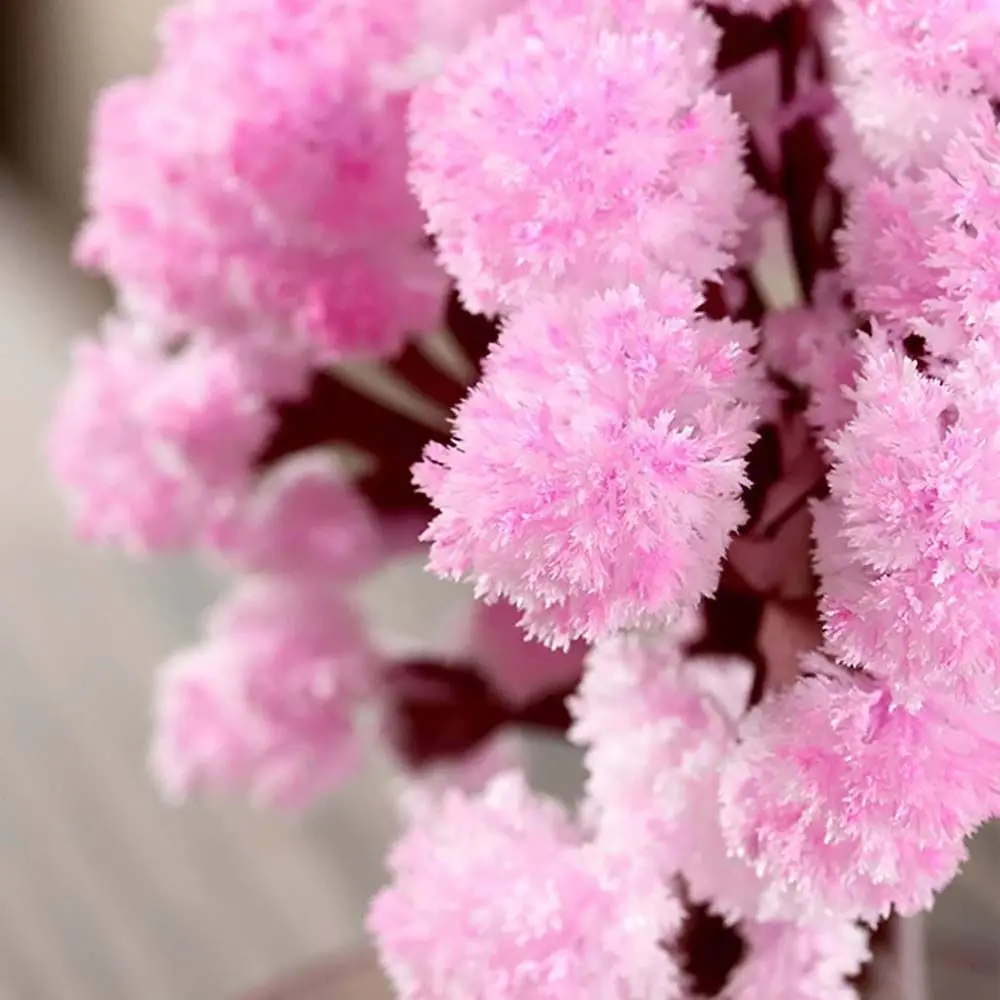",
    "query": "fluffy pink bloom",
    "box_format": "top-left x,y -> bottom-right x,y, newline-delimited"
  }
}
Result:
728,919 -> 870,1000
409,5 -> 749,313
821,547 -> 1000,711
572,630 -> 767,921
369,771 -> 683,1000
153,578 -> 377,808
571,629 -> 741,850
840,110 -> 1000,358
76,0 -> 447,358
416,281 -> 760,646
209,450 -> 382,579
822,339 -> 1000,704
675,771 -> 779,922
923,110 -> 1000,336
760,272 -> 861,442
831,0 -> 998,167
830,342 -> 959,568
49,320 -> 273,553
719,672 -> 1000,921
837,176 -> 946,338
